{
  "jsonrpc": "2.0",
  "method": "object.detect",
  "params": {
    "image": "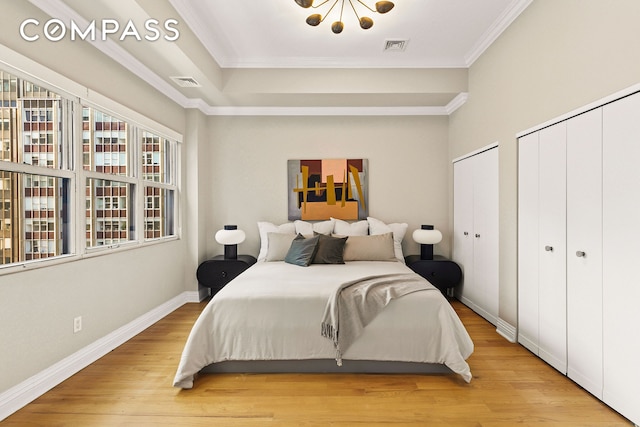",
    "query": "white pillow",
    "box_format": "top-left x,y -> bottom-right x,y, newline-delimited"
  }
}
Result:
367,217 -> 408,263
264,232 -> 297,261
257,221 -> 296,261
294,219 -> 335,236
331,217 -> 369,236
